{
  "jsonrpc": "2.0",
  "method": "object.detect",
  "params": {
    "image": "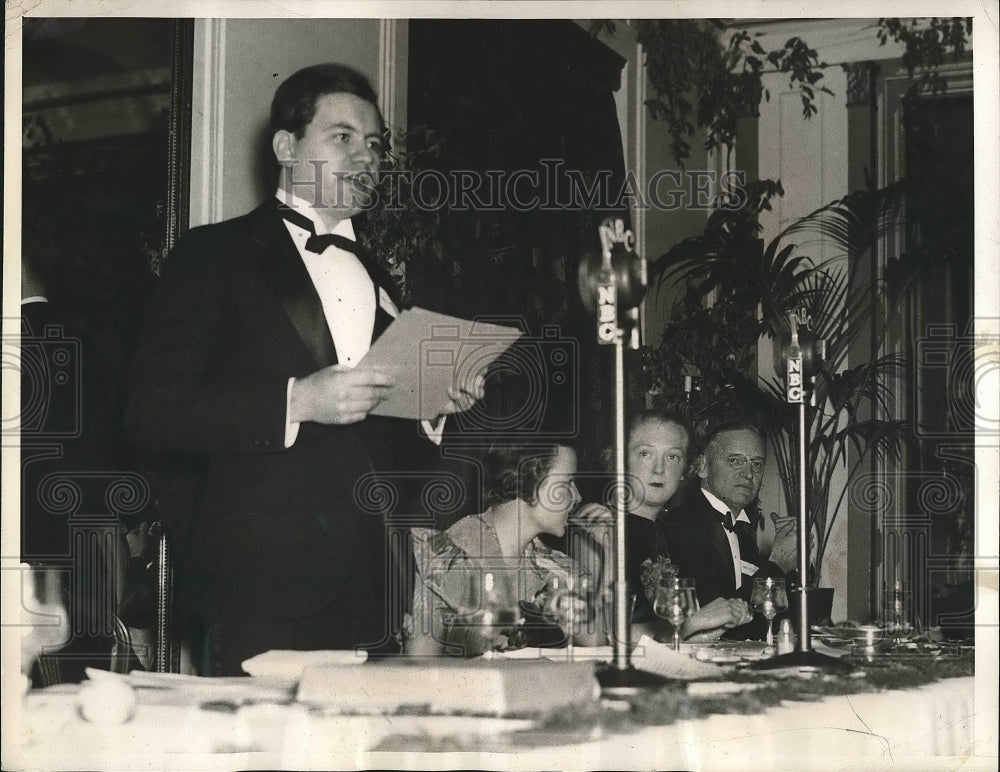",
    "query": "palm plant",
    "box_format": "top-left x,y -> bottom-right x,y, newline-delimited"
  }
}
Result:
645,182 -> 933,576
